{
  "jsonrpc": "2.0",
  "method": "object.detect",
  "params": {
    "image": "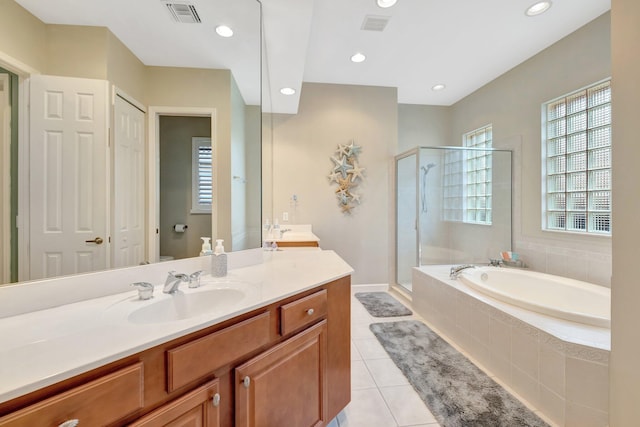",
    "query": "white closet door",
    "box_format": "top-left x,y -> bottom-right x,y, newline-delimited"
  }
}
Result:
112,95 -> 145,267
29,75 -> 109,280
